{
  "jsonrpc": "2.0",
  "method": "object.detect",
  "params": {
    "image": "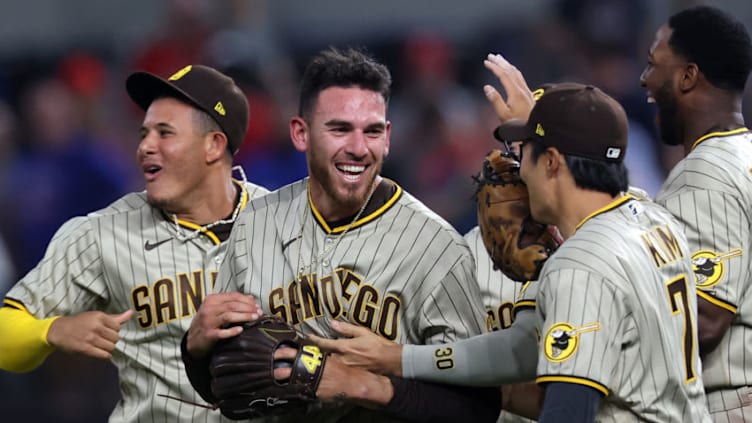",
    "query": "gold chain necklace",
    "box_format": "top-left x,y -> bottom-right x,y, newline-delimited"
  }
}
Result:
172,166 -> 248,242
296,180 -> 377,279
